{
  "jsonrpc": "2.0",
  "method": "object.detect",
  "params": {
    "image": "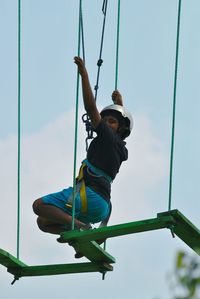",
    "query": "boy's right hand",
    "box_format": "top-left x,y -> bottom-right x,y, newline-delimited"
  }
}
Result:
112,90 -> 123,106
74,56 -> 87,77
